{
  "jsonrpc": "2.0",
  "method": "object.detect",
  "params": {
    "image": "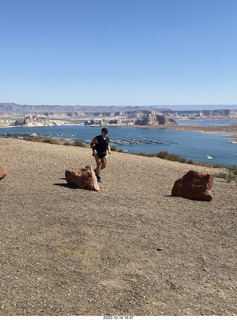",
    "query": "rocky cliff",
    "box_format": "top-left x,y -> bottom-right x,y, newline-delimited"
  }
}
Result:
13,115 -> 60,127
161,109 -> 237,120
135,111 -> 177,126
1,103 -> 237,128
